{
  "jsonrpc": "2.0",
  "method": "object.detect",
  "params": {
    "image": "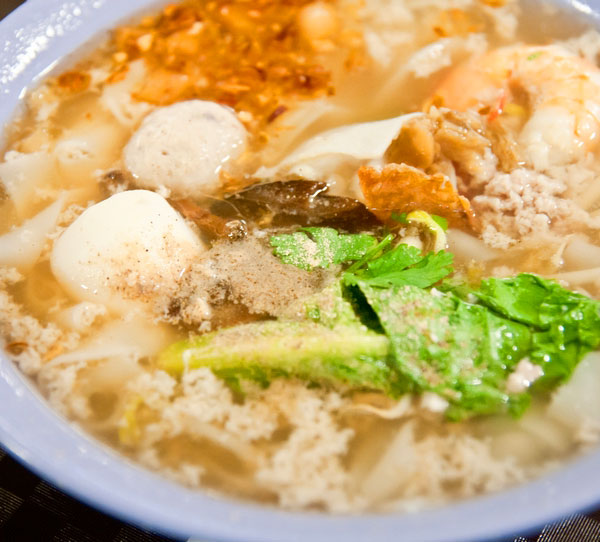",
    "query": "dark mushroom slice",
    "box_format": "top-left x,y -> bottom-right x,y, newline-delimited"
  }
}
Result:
215,180 -> 382,231
171,198 -> 247,241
